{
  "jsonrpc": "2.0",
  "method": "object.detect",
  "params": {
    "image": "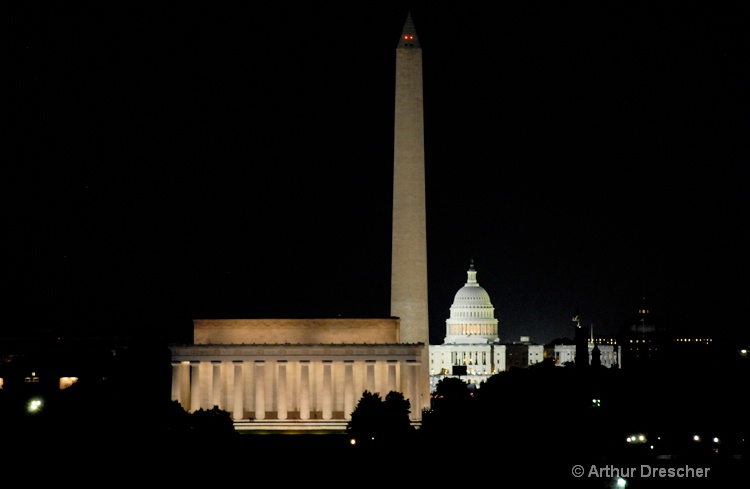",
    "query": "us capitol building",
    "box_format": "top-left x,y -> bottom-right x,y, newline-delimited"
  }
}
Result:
429,261 -> 621,391
429,261 -> 505,390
